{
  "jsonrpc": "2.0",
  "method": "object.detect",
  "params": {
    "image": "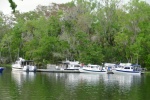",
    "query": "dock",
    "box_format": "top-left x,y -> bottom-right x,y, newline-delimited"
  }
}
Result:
37,69 -> 80,73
